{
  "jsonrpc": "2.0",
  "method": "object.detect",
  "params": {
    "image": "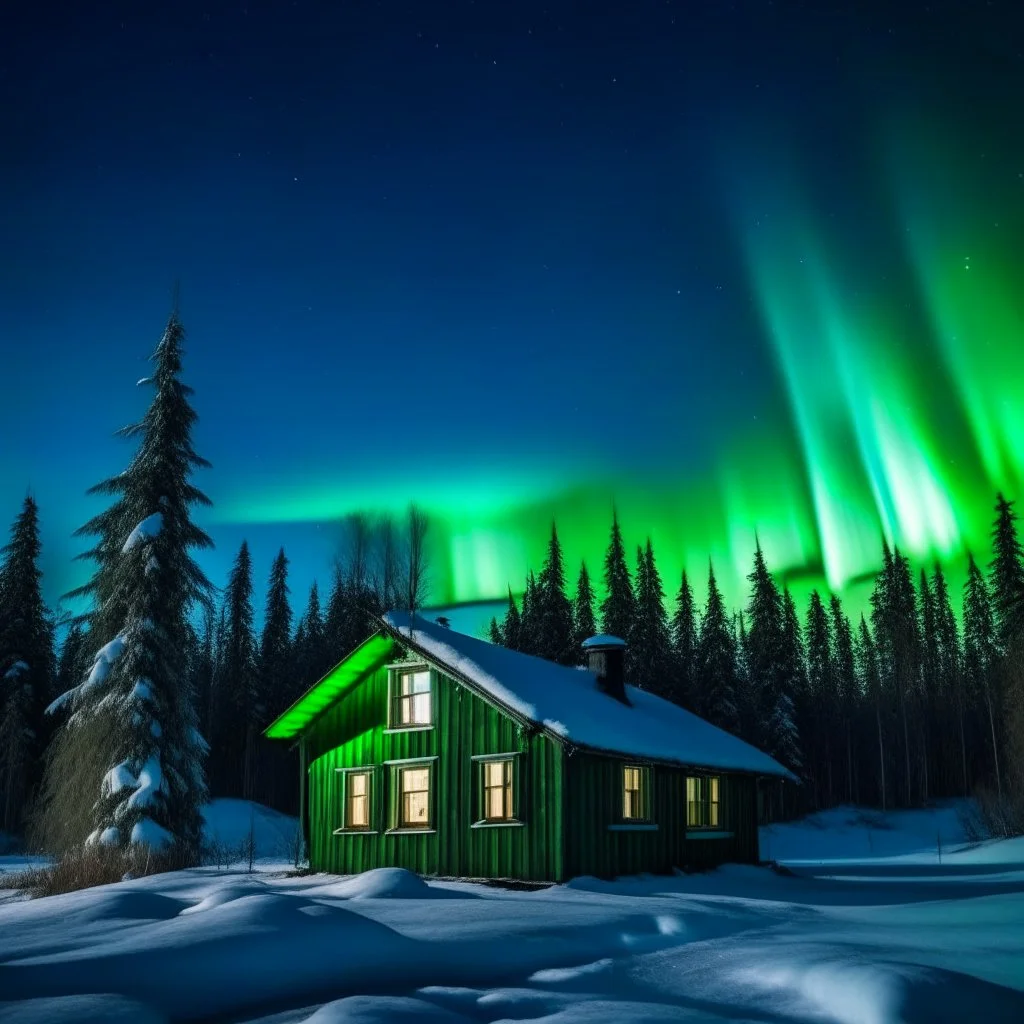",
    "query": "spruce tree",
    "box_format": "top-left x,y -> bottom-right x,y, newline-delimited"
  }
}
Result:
989,494 -> 1024,793
804,590 -> 833,804
671,571 -> 698,710
0,497 -> 55,832
38,312 -> 213,857
732,611 -> 759,744
744,543 -> 785,749
917,568 -> 941,799
259,549 -> 293,719
990,493 -> 1024,649
572,561 -> 597,660
324,565 -> 350,665
500,587 -> 523,652
535,523 -> 575,664
258,548 -> 292,809
600,511 -> 635,640
963,553 -> 1003,797
932,563 -> 967,795
297,581 -> 327,689
829,594 -> 858,803
519,572 -> 541,656
871,543 -> 920,805
215,541 -> 258,799
769,589 -> 804,776
628,540 -> 674,697
488,617 -> 504,645
54,621 -> 88,708
856,615 -> 888,809
695,563 -> 738,732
